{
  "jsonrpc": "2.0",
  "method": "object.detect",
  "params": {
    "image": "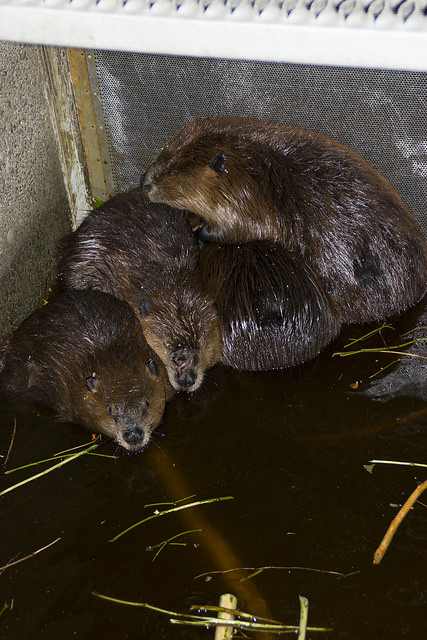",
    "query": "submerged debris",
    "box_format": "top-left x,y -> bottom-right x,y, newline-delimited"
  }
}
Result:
92,591 -> 332,635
